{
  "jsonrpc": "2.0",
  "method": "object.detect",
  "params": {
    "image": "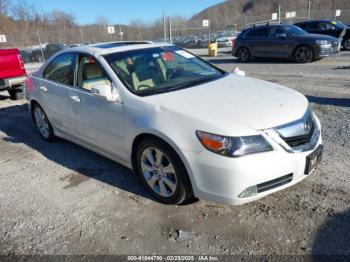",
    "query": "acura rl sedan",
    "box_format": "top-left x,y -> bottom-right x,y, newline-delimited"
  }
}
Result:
24,42 -> 323,205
